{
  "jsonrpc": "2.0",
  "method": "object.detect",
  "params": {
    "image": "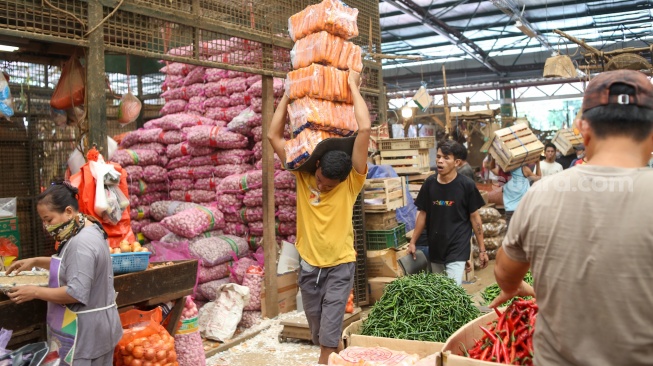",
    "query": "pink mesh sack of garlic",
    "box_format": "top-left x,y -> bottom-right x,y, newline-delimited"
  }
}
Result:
166,142 -> 214,159
161,205 -> 225,239
217,170 -> 263,194
170,190 -> 216,203
189,234 -> 250,266
150,201 -> 199,221
214,164 -> 254,179
186,125 -> 248,149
